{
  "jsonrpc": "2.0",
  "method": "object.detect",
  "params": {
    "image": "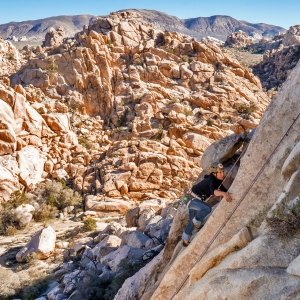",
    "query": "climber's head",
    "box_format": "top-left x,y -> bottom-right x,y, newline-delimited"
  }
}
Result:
210,162 -> 224,180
